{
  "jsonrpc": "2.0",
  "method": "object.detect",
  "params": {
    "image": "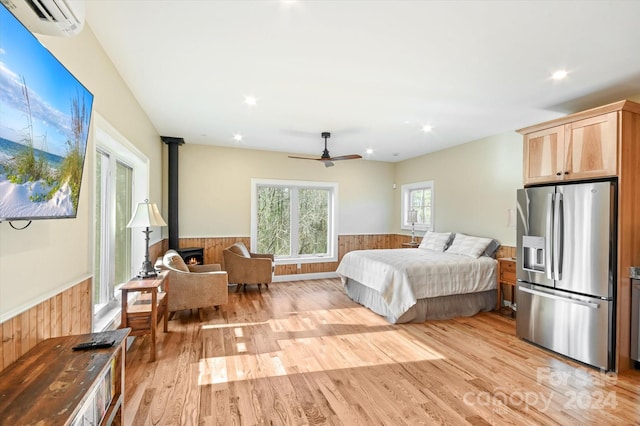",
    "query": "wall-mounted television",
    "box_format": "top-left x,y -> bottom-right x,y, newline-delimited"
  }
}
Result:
0,3 -> 93,221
